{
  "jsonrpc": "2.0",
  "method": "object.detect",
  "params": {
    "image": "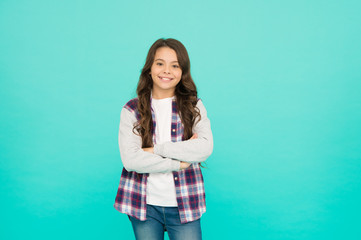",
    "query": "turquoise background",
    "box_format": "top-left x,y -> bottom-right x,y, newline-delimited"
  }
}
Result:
1,0 -> 360,239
